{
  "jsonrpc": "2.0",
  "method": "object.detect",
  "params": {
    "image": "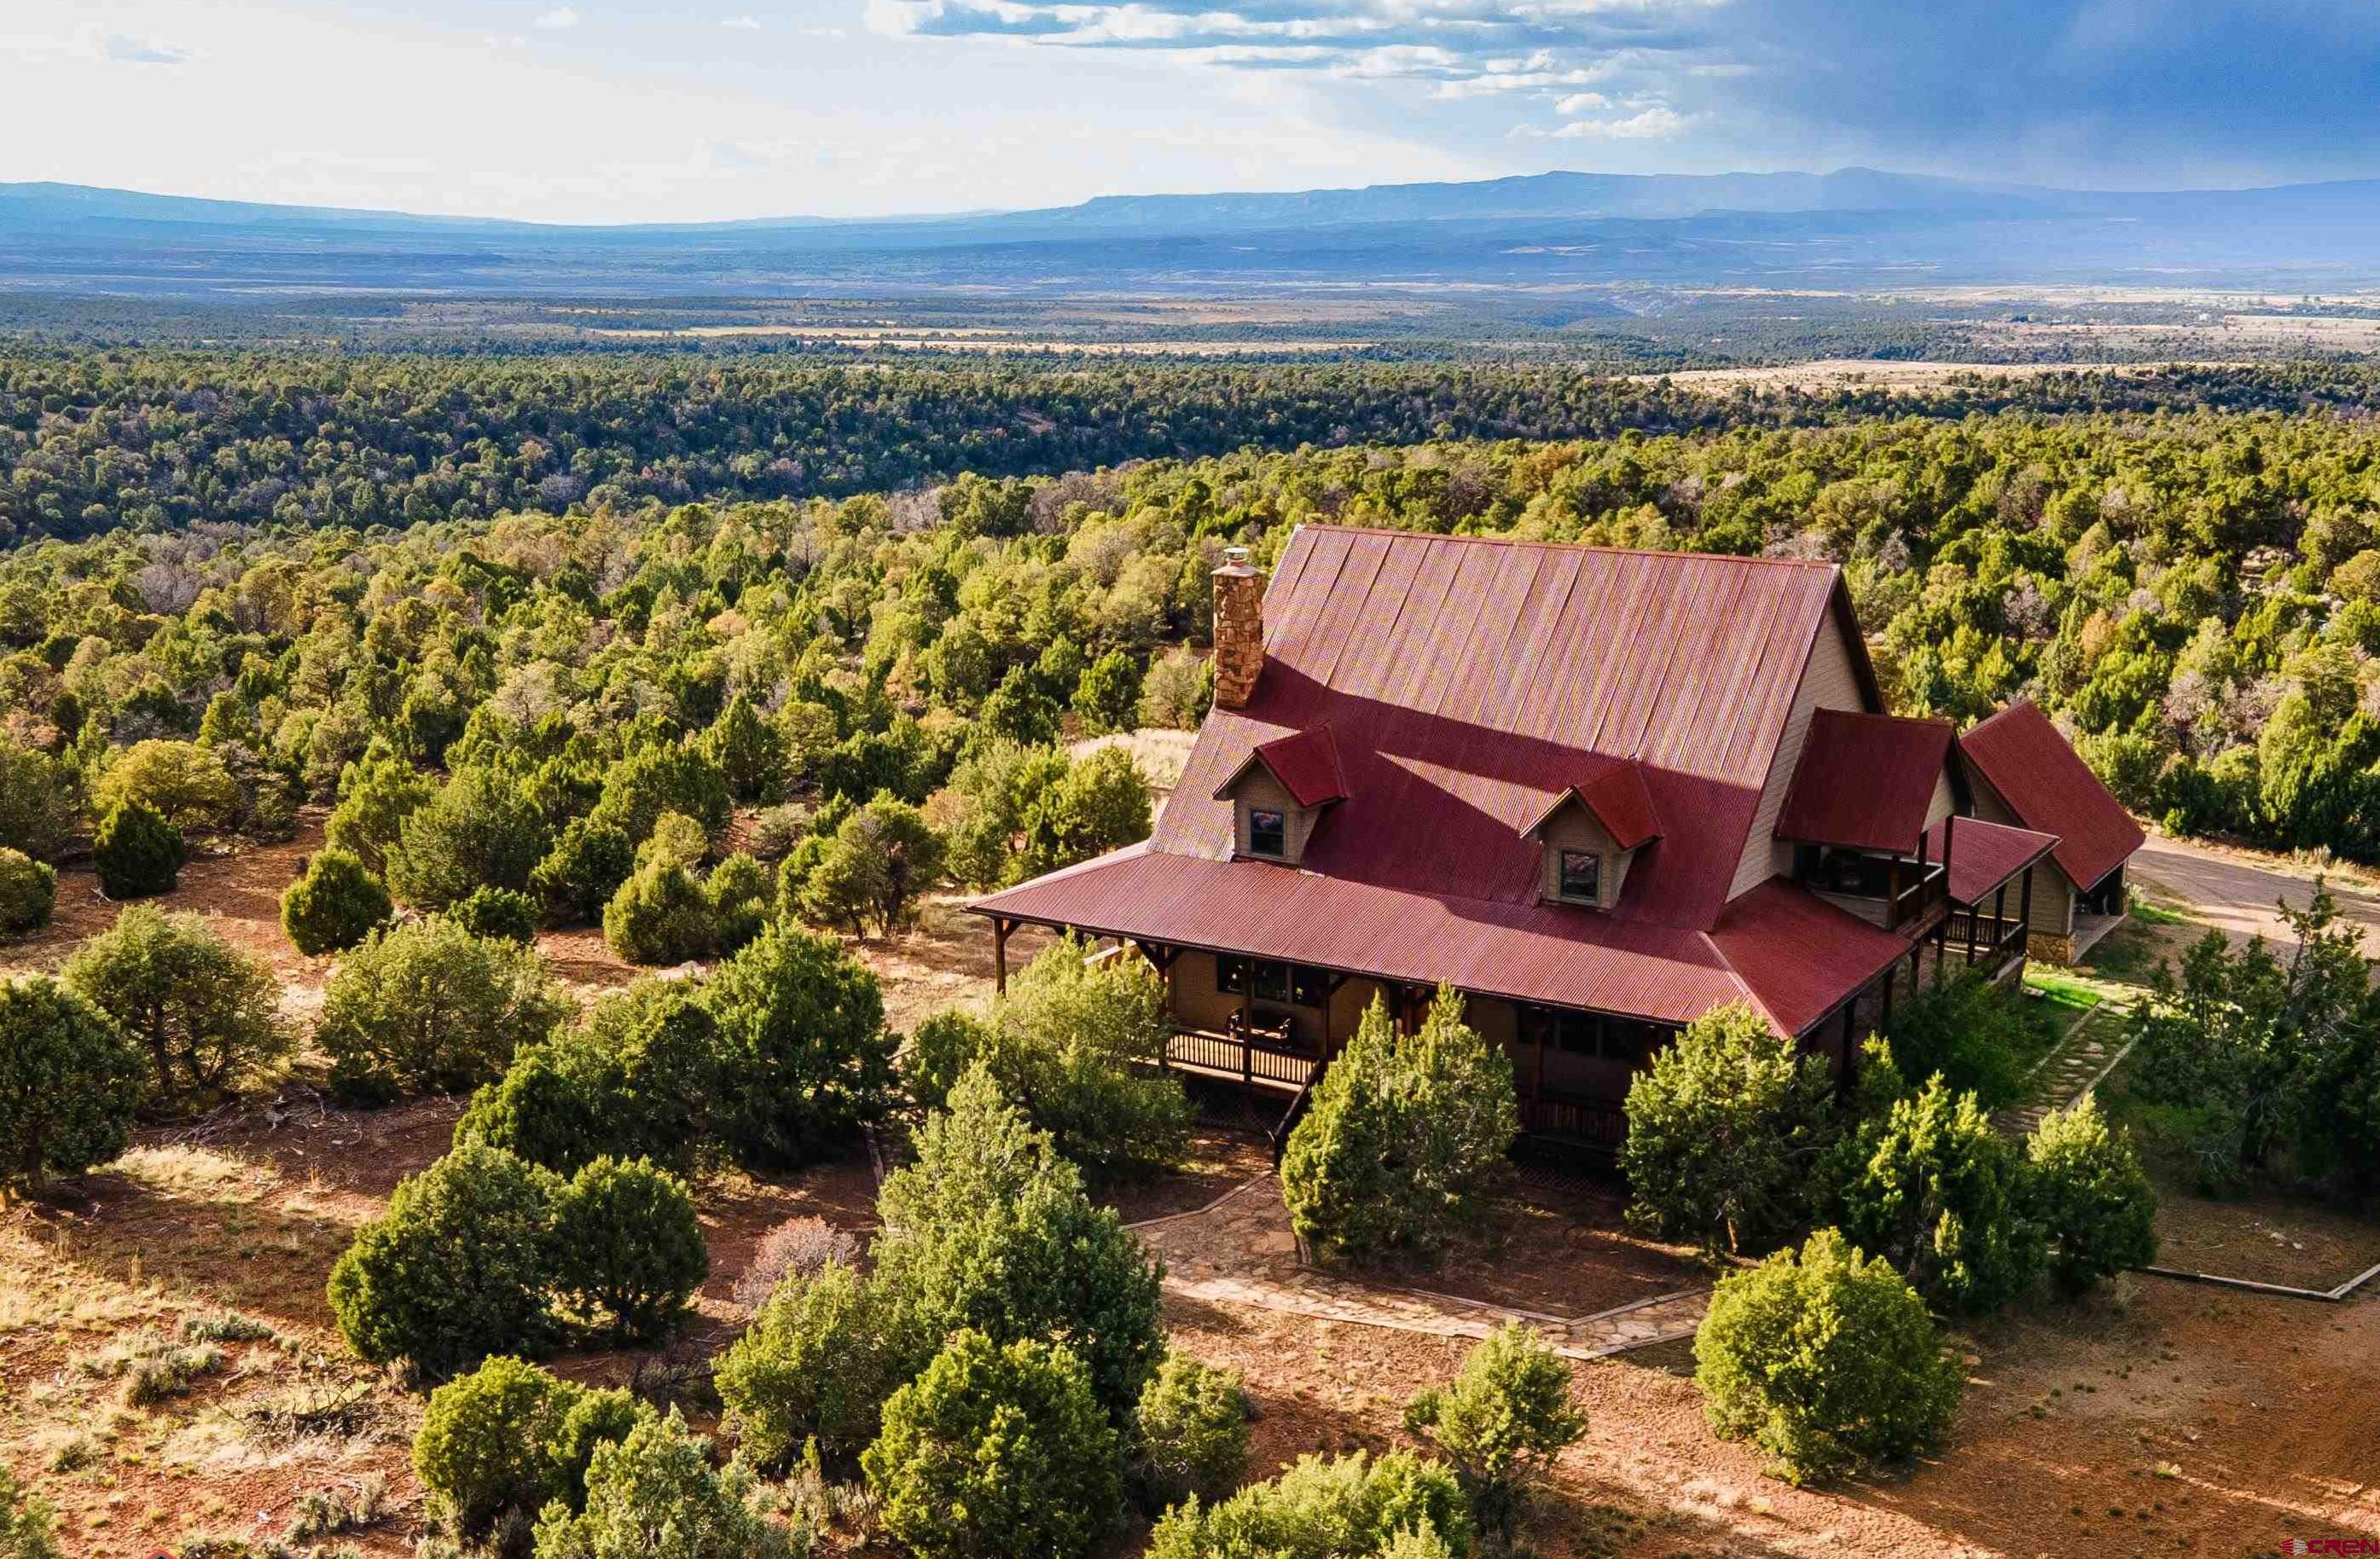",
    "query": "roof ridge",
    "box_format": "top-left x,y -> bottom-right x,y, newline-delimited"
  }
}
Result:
1813,705 -> 1958,731
1300,523 -> 1845,573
